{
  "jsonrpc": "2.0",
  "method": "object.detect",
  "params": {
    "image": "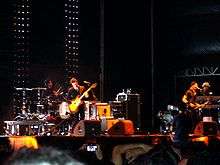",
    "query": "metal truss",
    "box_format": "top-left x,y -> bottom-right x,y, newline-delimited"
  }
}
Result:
176,66 -> 220,77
